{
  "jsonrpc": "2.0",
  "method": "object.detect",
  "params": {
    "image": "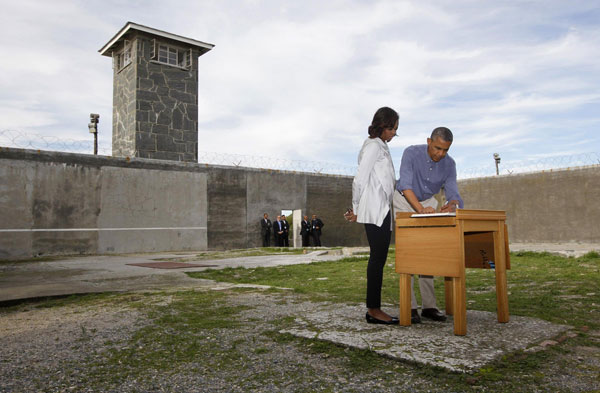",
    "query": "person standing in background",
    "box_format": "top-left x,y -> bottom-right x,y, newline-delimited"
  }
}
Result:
273,215 -> 284,247
300,215 -> 311,247
310,214 -> 324,247
260,213 -> 272,247
281,215 -> 290,247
